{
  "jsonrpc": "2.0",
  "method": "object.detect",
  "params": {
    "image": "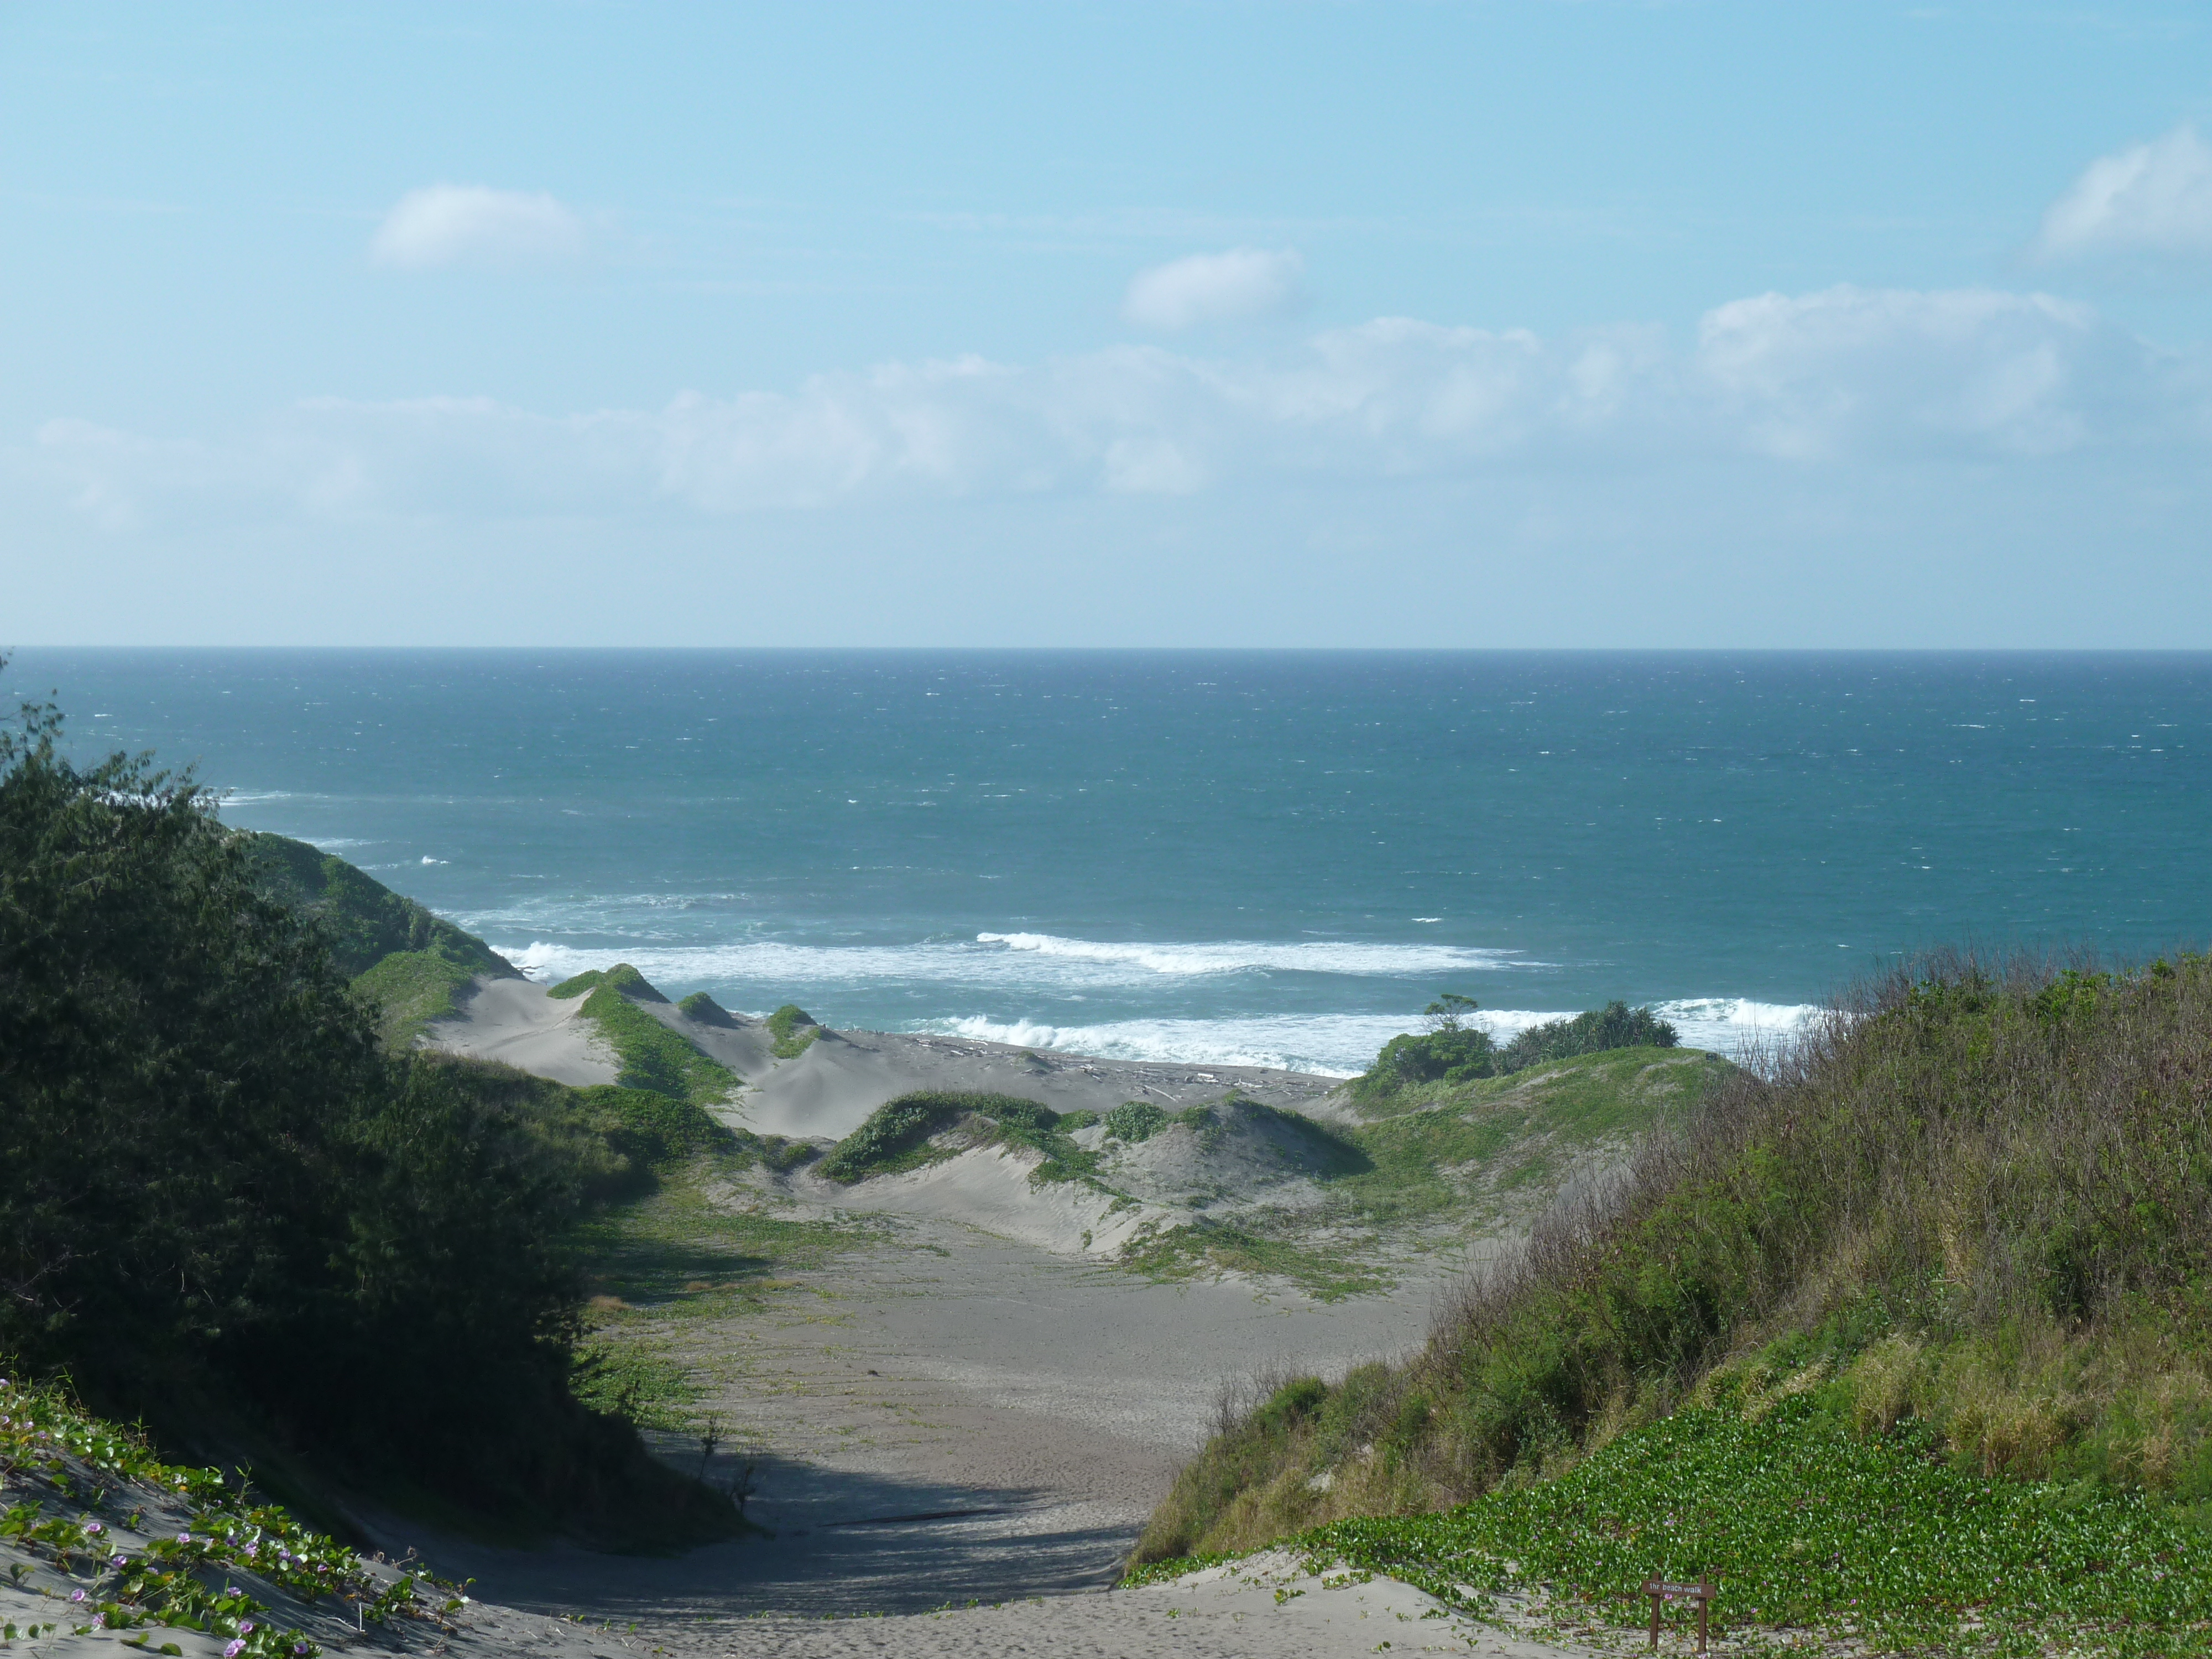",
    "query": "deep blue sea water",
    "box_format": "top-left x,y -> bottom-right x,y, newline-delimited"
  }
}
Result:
13,650 -> 2209,1075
